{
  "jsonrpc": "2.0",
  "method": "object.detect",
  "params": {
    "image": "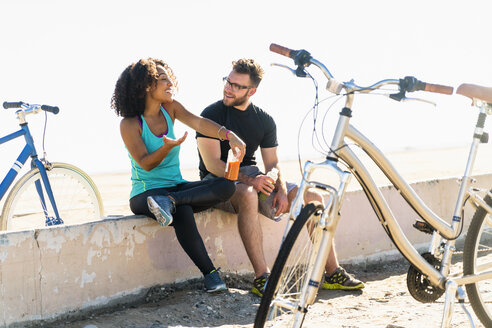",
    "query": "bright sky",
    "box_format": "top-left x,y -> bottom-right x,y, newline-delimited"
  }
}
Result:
1,0 -> 491,176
